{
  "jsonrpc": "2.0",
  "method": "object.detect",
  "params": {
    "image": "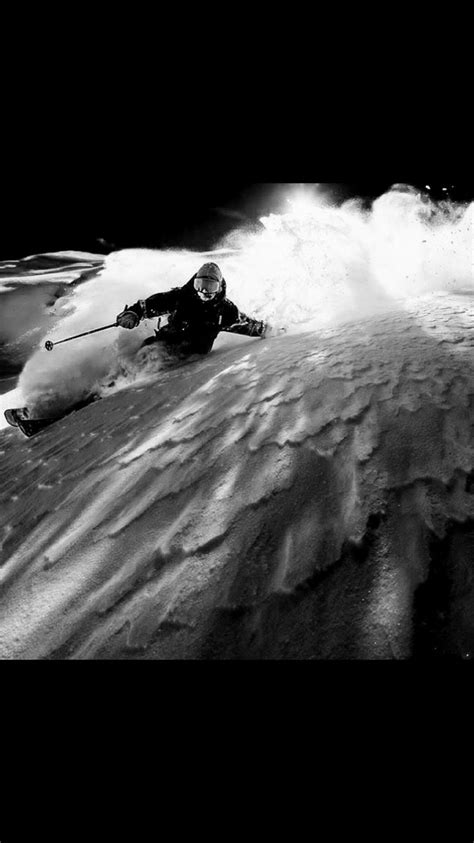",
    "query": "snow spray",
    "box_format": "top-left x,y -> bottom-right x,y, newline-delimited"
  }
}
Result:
15,185 -> 473,417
